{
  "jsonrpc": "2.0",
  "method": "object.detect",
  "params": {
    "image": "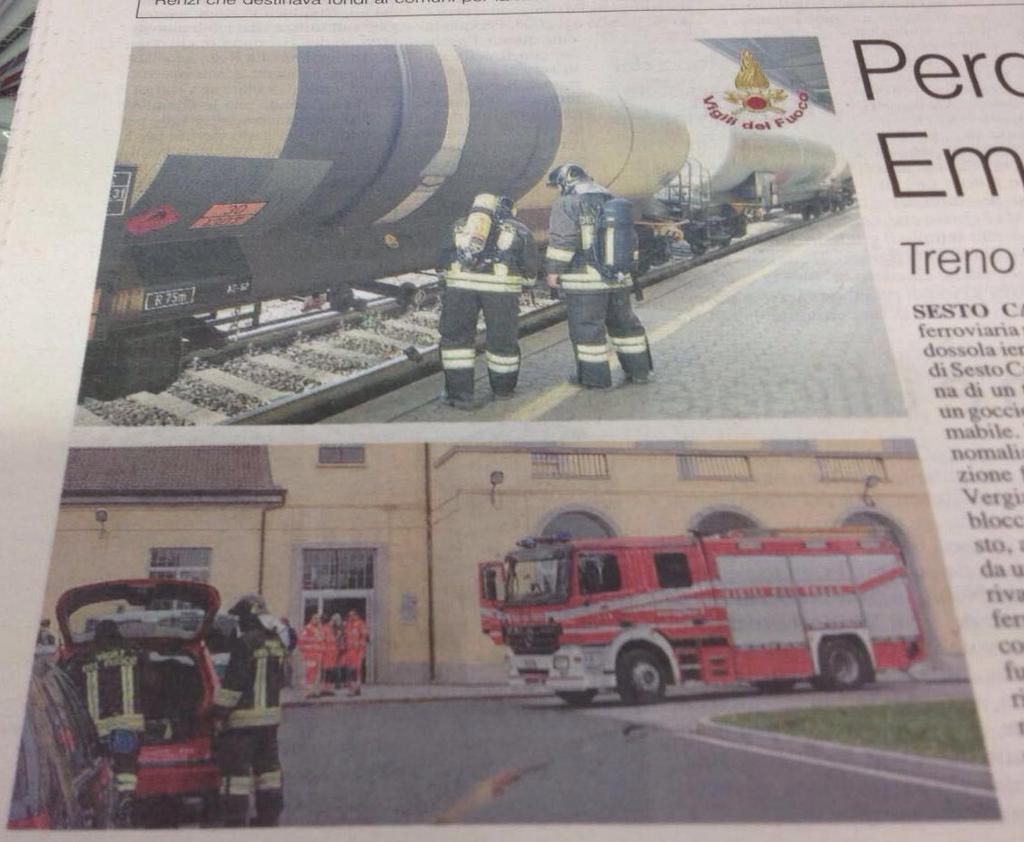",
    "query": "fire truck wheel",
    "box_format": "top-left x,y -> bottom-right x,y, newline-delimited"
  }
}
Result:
556,691 -> 598,707
616,649 -> 667,705
817,638 -> 870,691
